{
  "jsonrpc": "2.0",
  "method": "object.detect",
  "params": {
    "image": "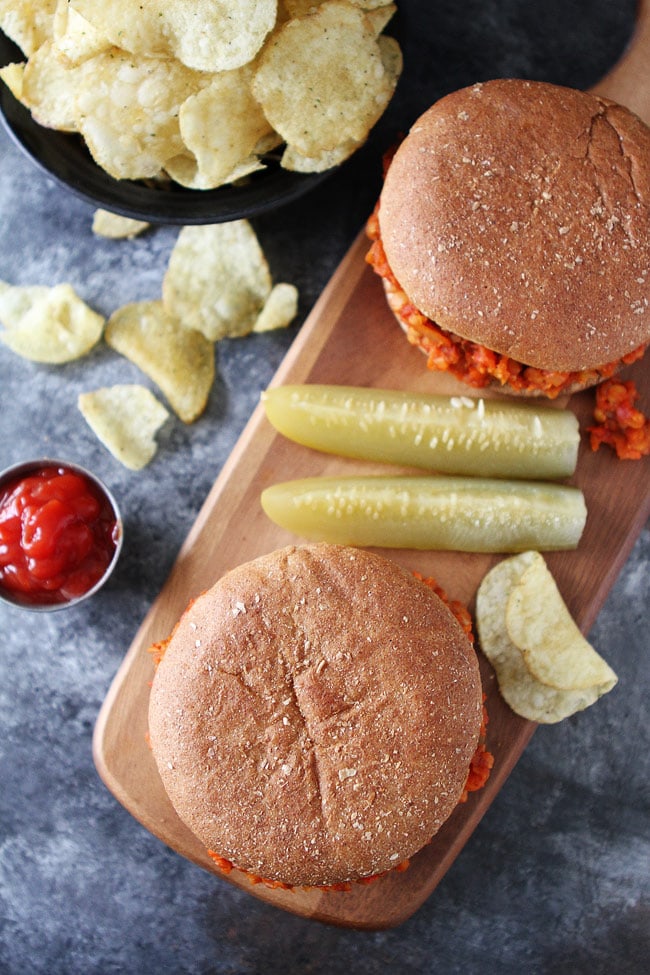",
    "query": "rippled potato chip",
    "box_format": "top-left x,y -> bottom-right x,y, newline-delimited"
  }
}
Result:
284,0 -> 393,14
506,557 -> 618,692
163,223 -> 272,341
52,0 -> 111,66
19,40 -> 90,130
75,51 -> 206,180
166,67 -> 276,190
281,137 -> 365,173
252,282 -> 299,332
105,301 -> 214,423
69,0 -> 276,72
252,0 -> 401,158
92,210 -> 150,239
0,280 -> 104,363
0,0 -> 57,57
78,384 -> 169,470
476,552 -> 617,724
0,63 -> 24,101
